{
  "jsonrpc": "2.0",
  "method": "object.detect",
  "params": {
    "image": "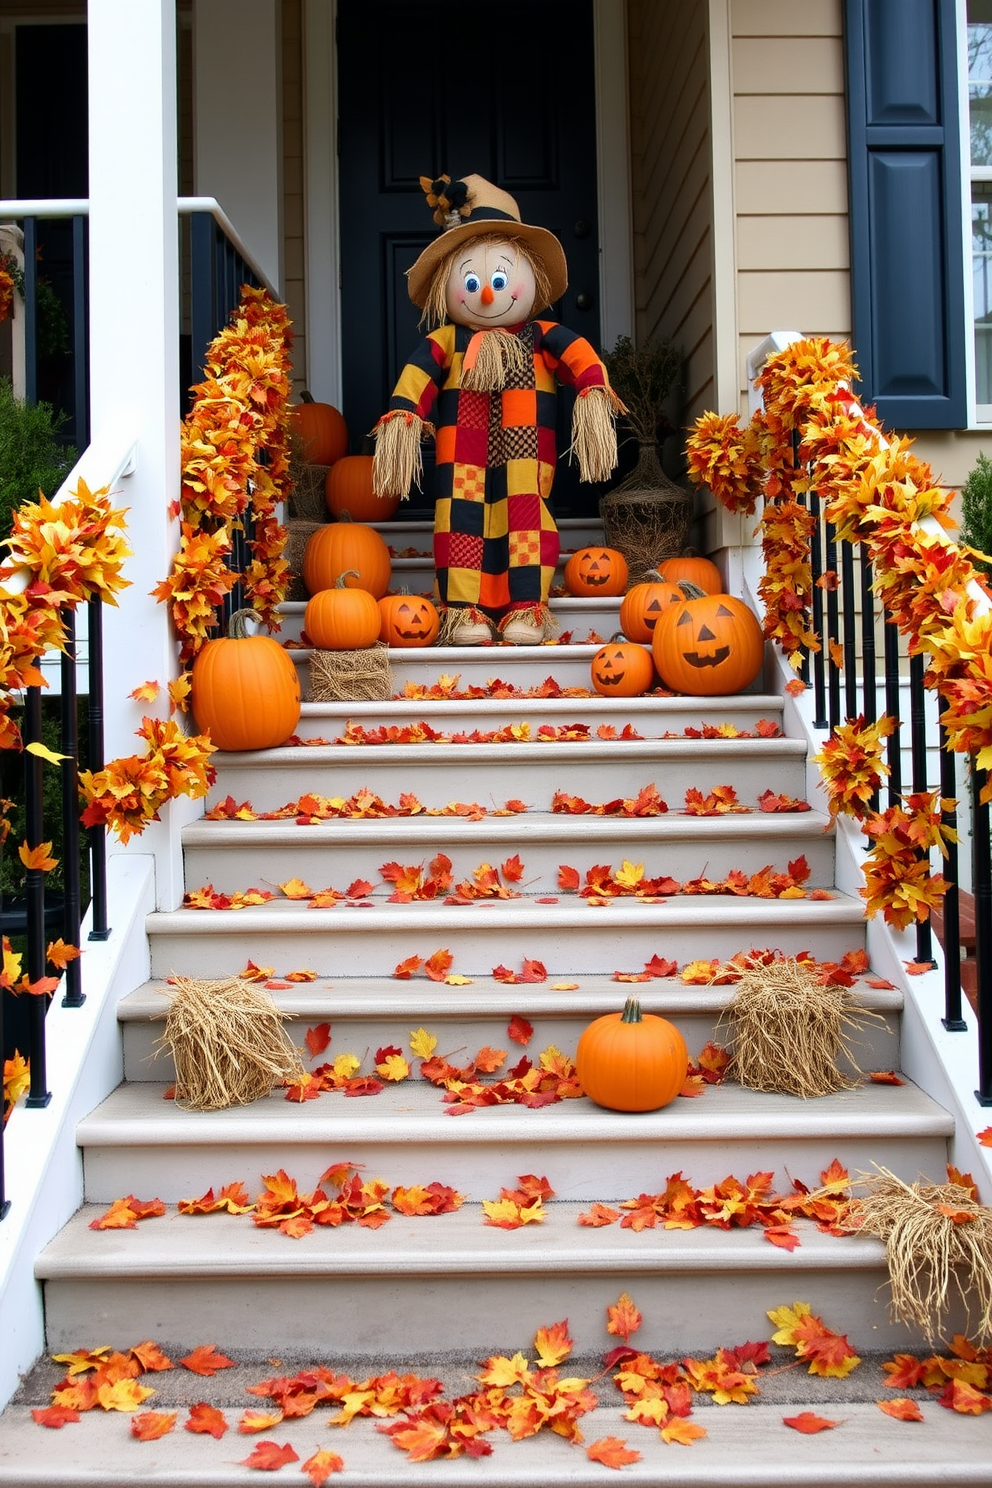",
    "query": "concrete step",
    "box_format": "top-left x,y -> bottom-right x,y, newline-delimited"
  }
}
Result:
293,641 -> 645,695
204,737 -> 810,814
180,810 -> 837,896
119,975 -> 904,1081
74,1077 -> 951,1205
6,1396 -> 987,1487
35,1207 -> 933,1355
290,692 -> 786,739
144,892 -> 869,979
